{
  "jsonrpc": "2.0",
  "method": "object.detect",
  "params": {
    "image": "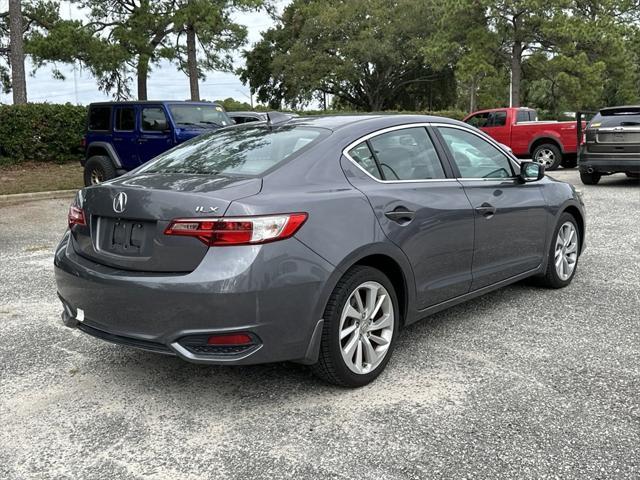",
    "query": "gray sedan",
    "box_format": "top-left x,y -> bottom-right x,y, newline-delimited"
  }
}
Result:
55,114 -> 586,386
